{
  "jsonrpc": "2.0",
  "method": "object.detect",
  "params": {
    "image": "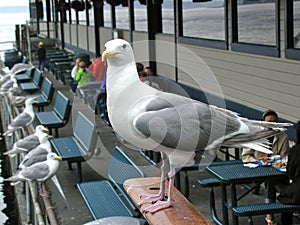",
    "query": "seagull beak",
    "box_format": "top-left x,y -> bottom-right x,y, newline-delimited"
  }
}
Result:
48,135 -> 55,139
43,128 -> 49,133
33,100 -> 39,104
102,49 -> 115,60
56,156 -> 62,161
